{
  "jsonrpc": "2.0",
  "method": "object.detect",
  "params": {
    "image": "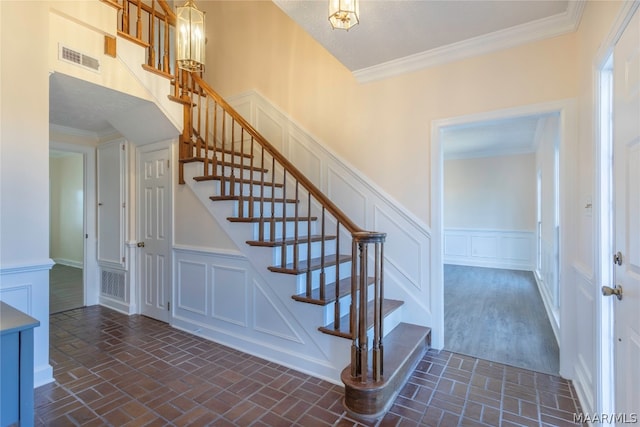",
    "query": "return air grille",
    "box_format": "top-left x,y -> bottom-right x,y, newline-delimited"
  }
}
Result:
101,269 -> 125,300
59,44 -> 101,72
